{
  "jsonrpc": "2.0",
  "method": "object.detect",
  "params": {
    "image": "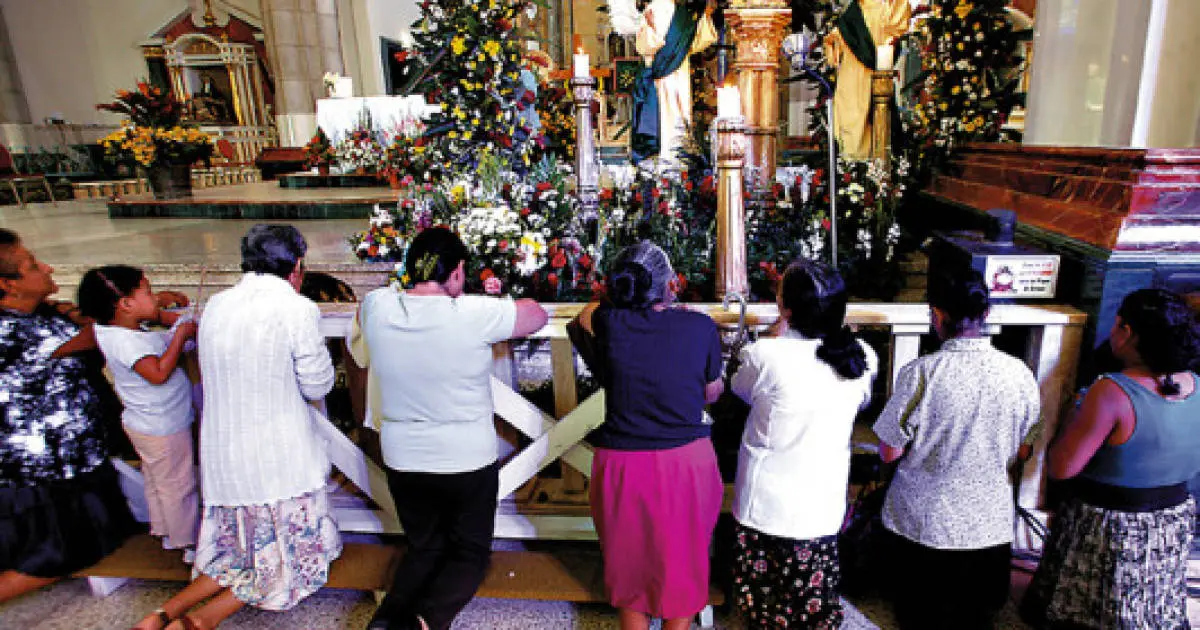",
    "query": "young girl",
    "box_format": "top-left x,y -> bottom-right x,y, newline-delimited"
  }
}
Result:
78,265 -> 200,560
